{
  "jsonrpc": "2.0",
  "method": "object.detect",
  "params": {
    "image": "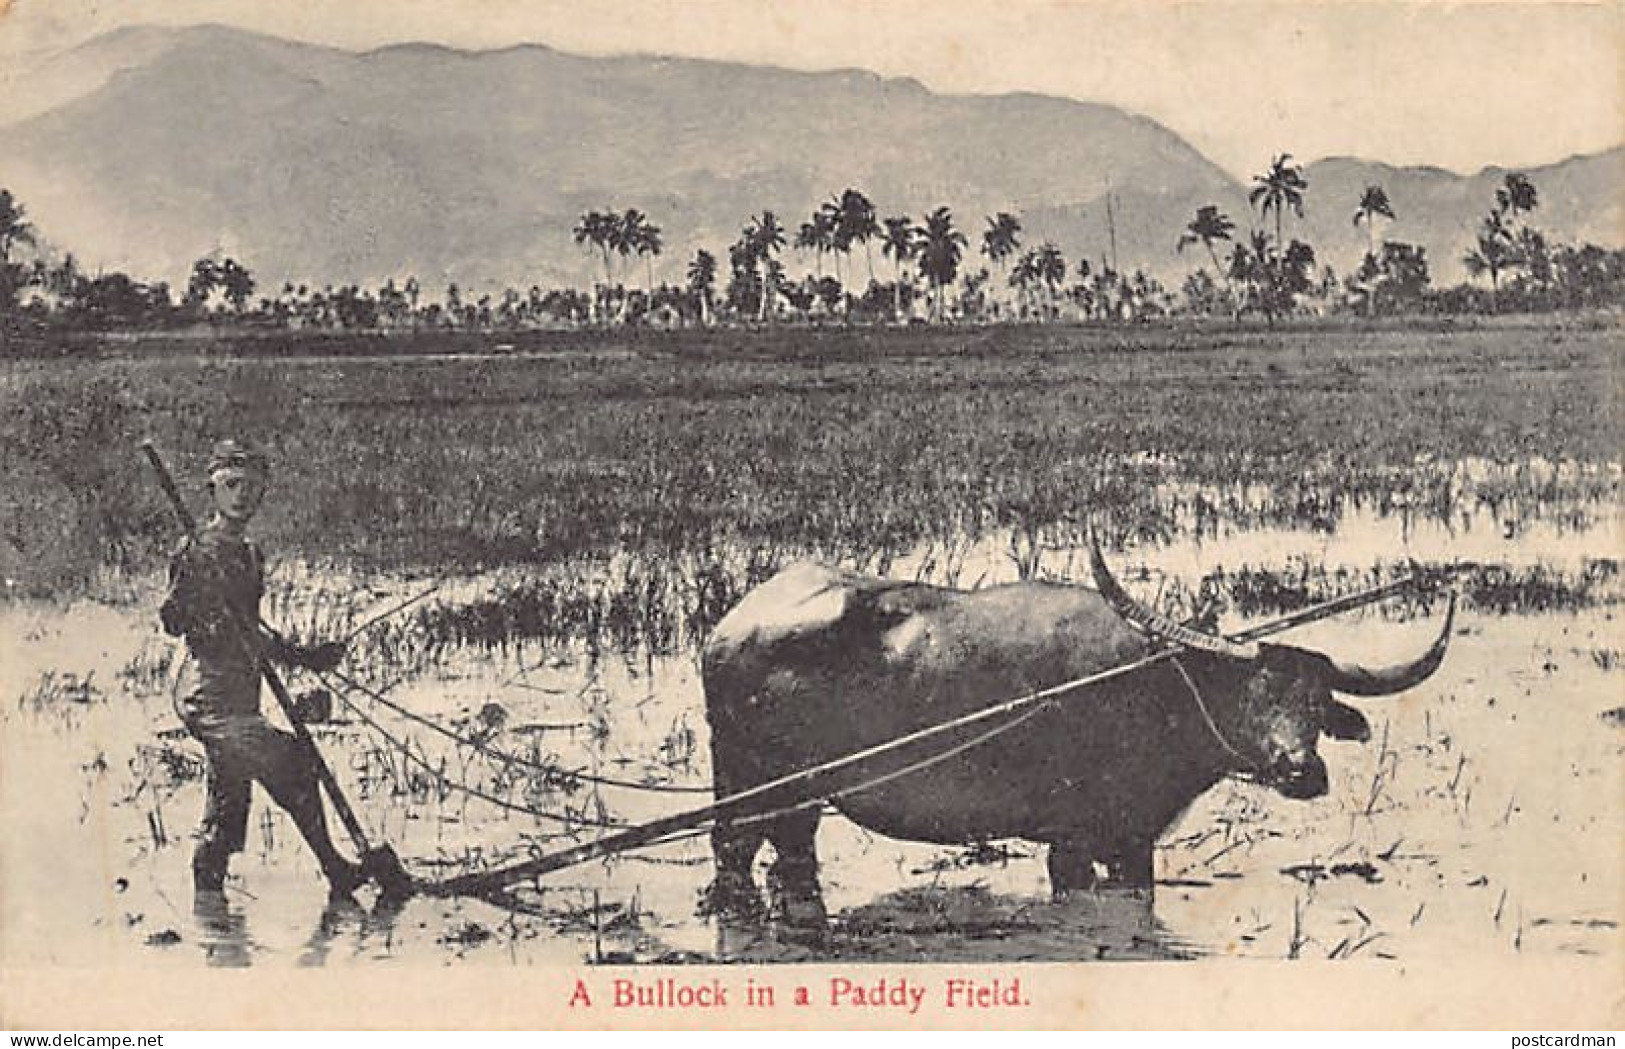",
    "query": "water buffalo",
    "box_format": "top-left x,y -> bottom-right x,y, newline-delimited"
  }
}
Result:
701,550 -> 1453,919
